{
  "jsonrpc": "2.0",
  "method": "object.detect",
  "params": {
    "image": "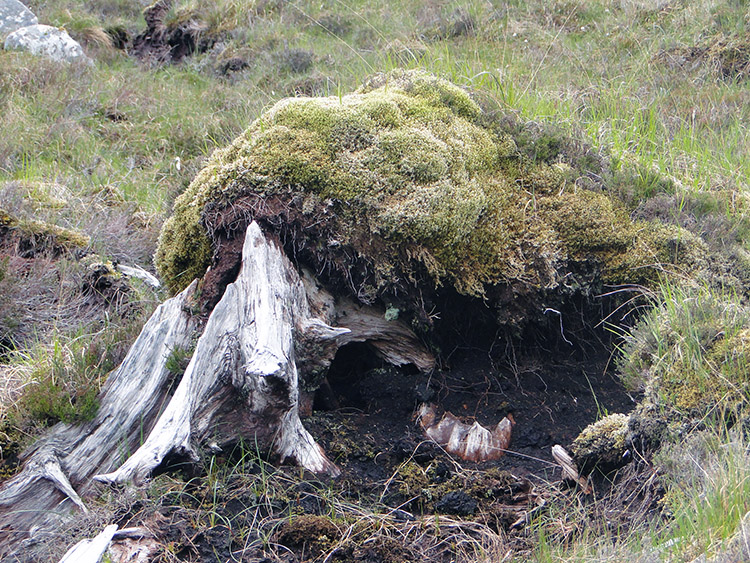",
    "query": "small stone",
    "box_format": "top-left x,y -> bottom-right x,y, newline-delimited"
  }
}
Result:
0,0 -> 37,38
4,24 -> 92,64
